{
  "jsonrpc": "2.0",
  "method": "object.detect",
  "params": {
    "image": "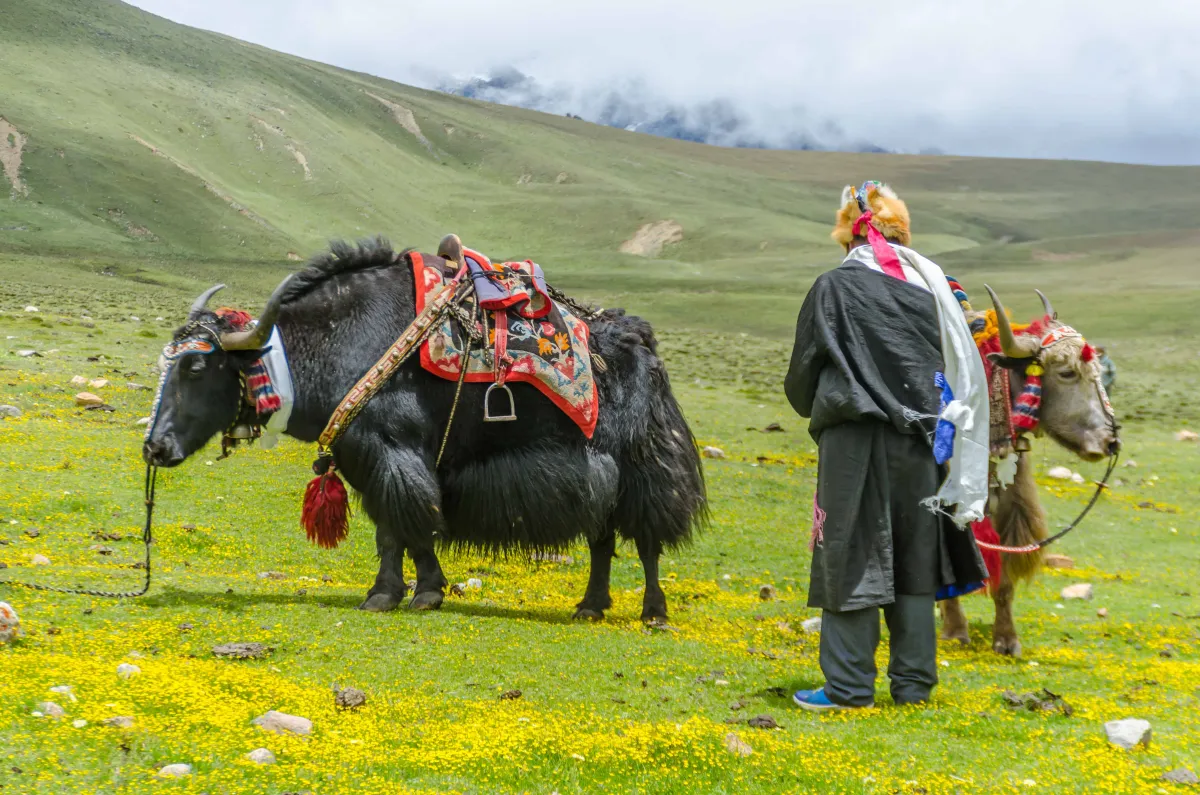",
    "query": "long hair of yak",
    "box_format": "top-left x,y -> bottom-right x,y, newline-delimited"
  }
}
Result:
994,453 -> 1047,582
